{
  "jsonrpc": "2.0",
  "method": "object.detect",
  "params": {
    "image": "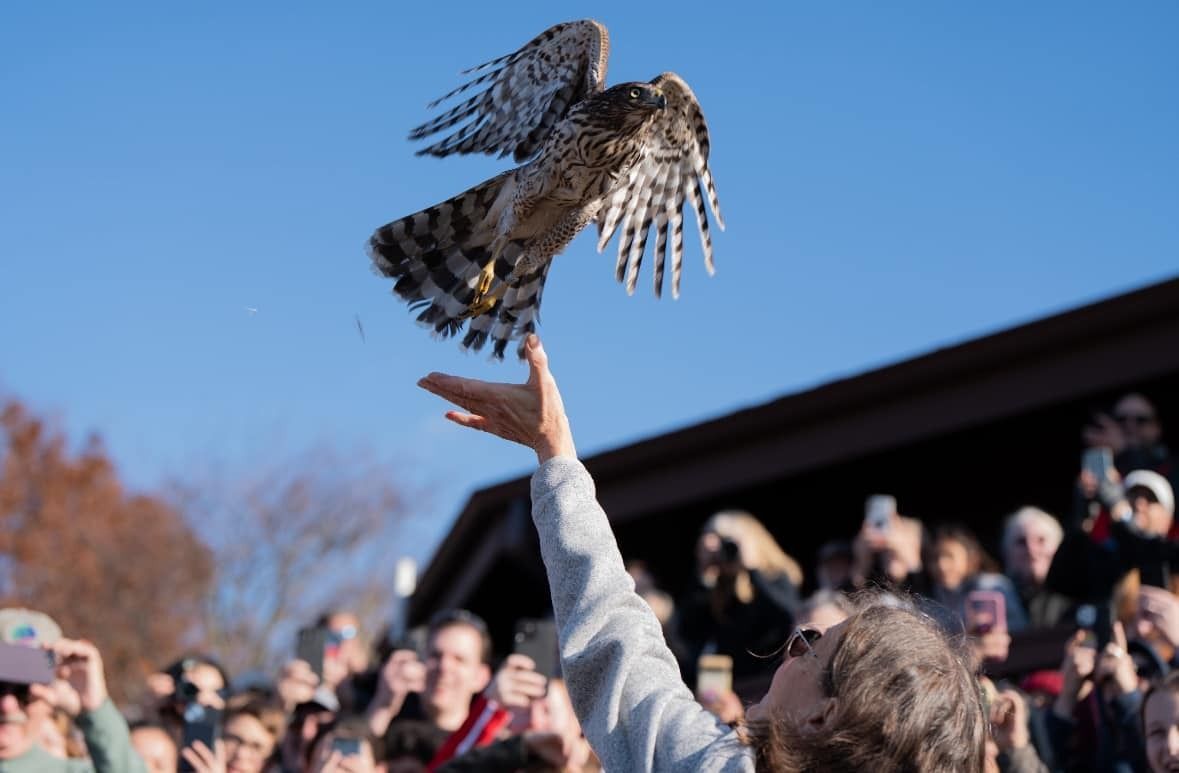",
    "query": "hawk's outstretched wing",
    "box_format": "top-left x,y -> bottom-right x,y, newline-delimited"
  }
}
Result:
596,72 -> 724,299
410,19 -> 610,163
